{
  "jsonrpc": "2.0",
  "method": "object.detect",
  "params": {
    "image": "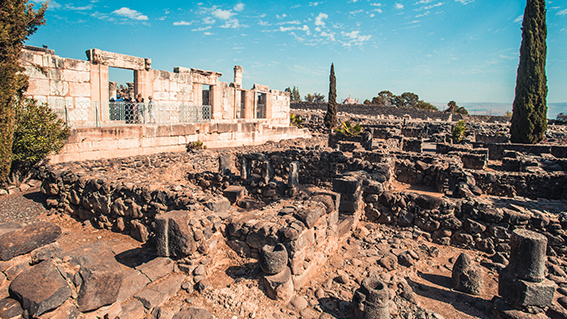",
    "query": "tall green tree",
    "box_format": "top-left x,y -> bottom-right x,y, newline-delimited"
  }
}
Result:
0,0 -> 47,185
324,63 -> 337,128
510,0 -> 547,144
